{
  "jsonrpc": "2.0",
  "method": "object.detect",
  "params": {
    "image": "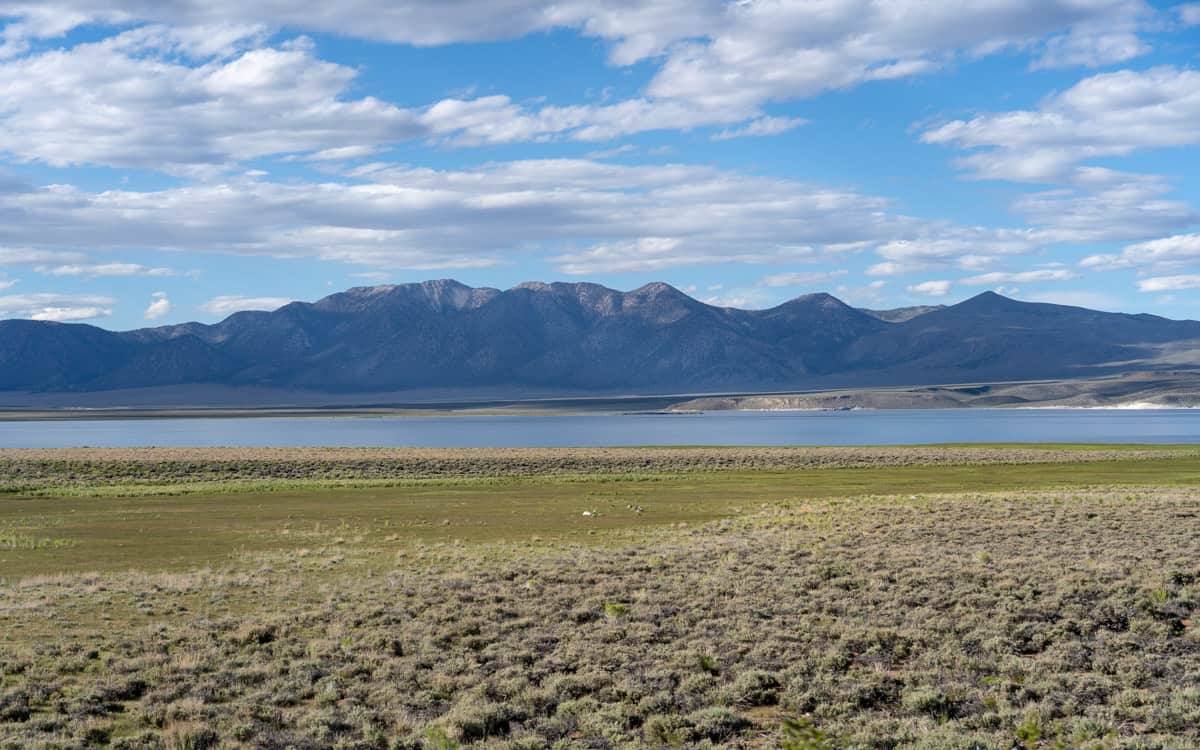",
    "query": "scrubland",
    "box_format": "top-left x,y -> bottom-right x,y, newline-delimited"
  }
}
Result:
2,447 -> 1199,749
